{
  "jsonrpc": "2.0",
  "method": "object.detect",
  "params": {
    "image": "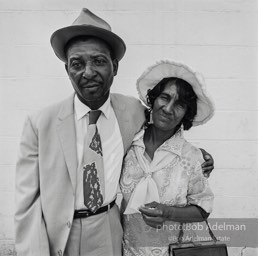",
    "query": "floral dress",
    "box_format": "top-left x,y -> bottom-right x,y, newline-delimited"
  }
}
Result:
120,128 -> 214,256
